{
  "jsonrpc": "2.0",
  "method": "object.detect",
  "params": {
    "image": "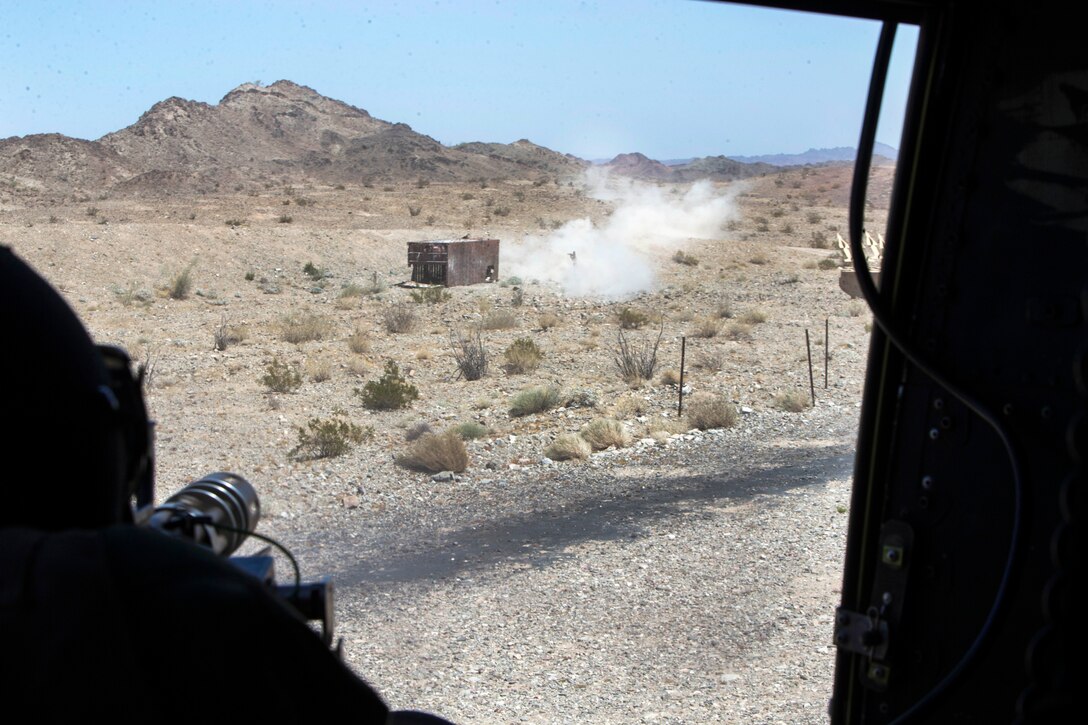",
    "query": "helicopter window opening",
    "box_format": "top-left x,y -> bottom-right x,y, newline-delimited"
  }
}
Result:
1,2 -> 918,722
